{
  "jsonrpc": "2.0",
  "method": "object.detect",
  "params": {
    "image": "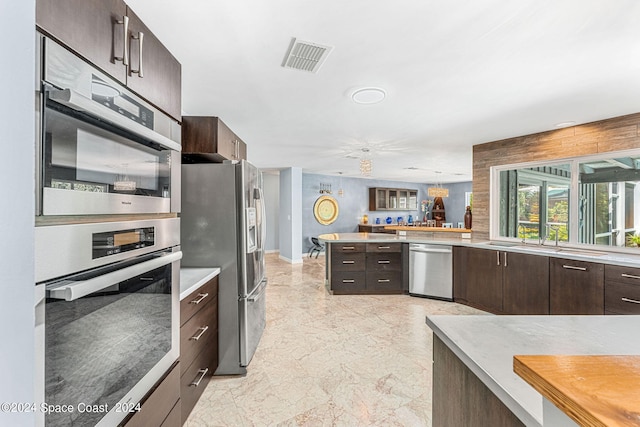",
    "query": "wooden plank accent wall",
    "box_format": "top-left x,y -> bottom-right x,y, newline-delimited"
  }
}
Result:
472,112 -> 640,239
